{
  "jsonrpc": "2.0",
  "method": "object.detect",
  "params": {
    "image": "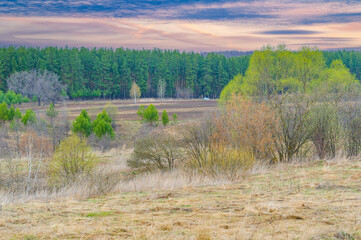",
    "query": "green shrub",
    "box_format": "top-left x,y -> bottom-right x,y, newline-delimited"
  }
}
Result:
21,109 -> 37,126
48,135 -> 97,186
93,119 -> 114,139
0,102 -> 9,122
172,113 -> 178,124
143,104 -> 159,125
92,110 -> 114,139
7,105 -> 15,121
72,110 -> 92,137
161,110 -> 169,126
